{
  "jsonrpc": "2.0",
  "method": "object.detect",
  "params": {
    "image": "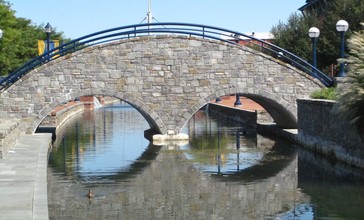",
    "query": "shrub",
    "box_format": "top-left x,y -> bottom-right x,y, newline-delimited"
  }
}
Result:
310,87 -> 337,100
